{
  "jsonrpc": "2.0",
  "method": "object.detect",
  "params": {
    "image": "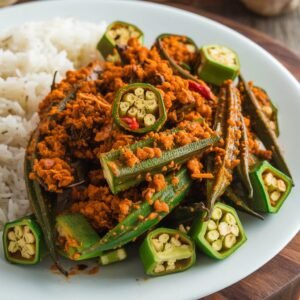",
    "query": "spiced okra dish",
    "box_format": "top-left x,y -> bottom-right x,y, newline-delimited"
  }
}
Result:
0,19 -> 295,277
